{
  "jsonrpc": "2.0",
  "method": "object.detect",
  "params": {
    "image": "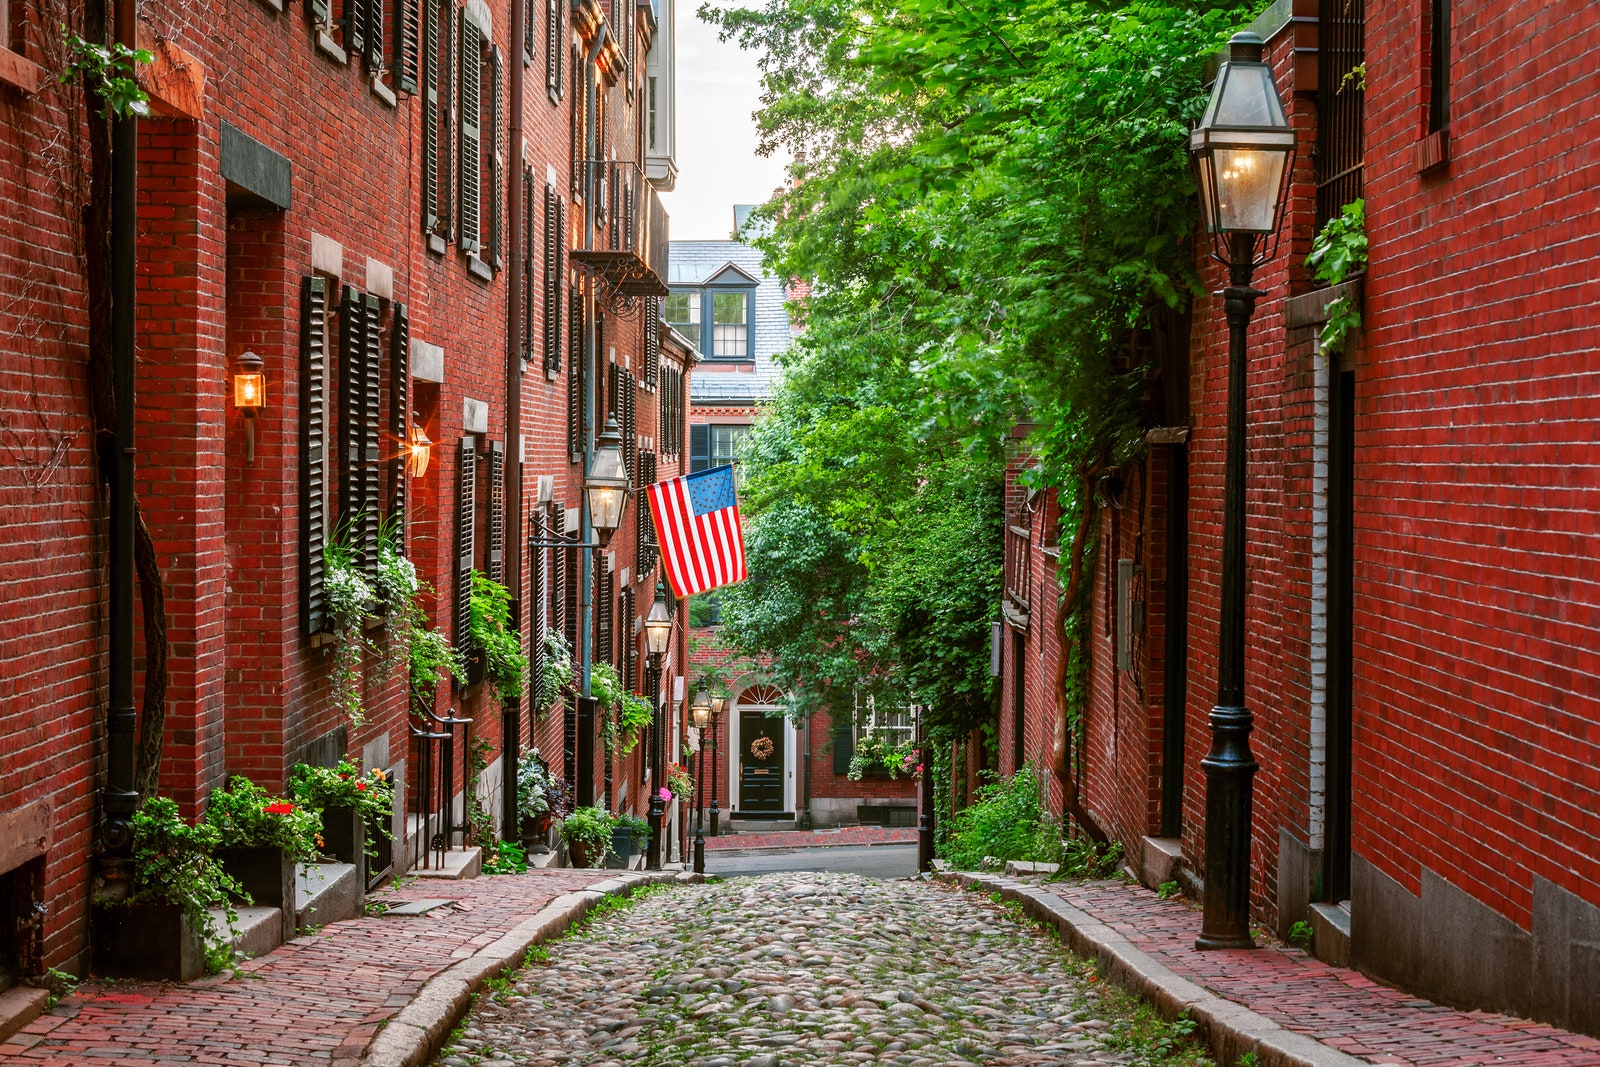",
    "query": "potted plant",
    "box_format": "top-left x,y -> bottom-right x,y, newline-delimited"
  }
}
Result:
609,812 -> 651,869
93,797 -> 244,981
204,777 -> 322,941
664,761 -> 694,804
537,630 -> 574,716
516,750 -> 568,852
289,759 -> 395,883
559,806 -> 616,869
468,570 -> 528,699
